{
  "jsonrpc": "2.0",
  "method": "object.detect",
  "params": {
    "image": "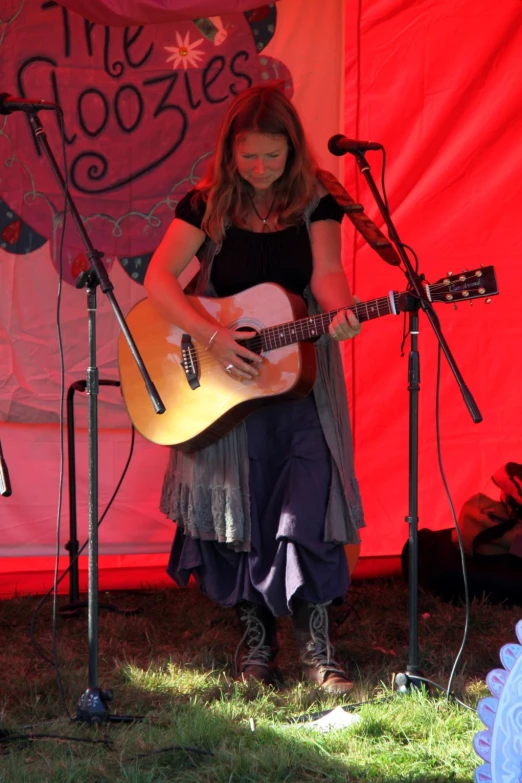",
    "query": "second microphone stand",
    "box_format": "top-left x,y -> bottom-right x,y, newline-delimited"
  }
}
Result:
352,151 -> 482,691
27,111 -> 165,723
